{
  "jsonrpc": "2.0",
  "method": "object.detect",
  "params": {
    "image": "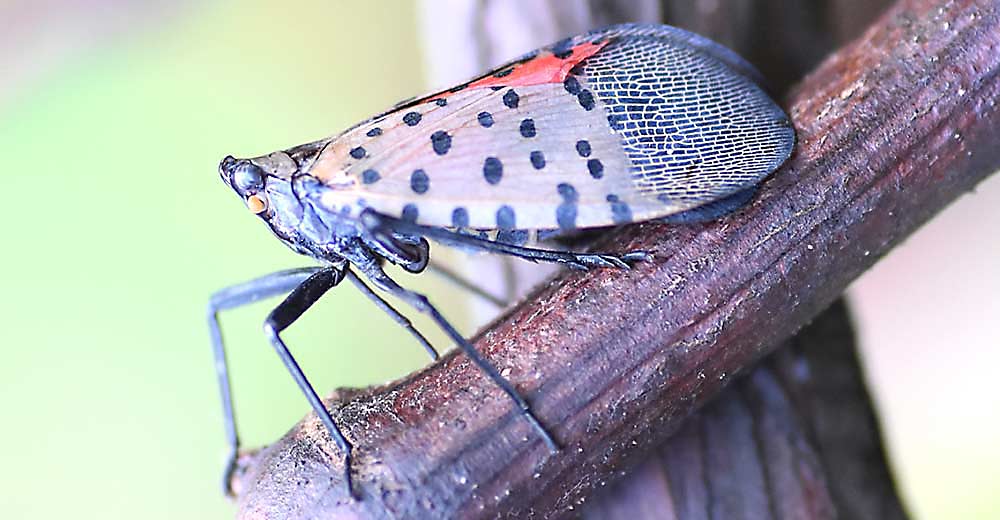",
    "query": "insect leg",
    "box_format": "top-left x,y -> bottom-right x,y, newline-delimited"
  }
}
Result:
207,266 -> 323,494
261,266 -> 363,499
343,268 -> 440,360
425,260 -> 510,308
357,260 -> 560,453
362,209 -> 647,270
